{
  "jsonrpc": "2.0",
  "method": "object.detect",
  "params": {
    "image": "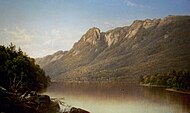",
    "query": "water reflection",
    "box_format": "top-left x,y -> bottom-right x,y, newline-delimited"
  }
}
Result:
45,82 -> 190,113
